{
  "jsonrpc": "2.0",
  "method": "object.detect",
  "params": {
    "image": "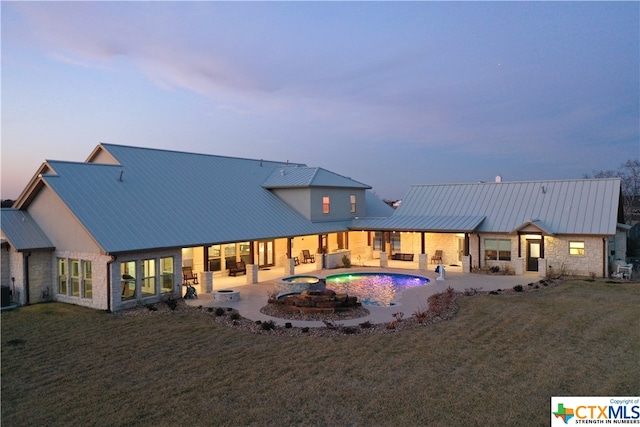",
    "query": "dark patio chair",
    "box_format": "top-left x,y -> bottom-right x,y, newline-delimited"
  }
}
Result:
431,250 -> 443,264
302,250 -> 315,263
